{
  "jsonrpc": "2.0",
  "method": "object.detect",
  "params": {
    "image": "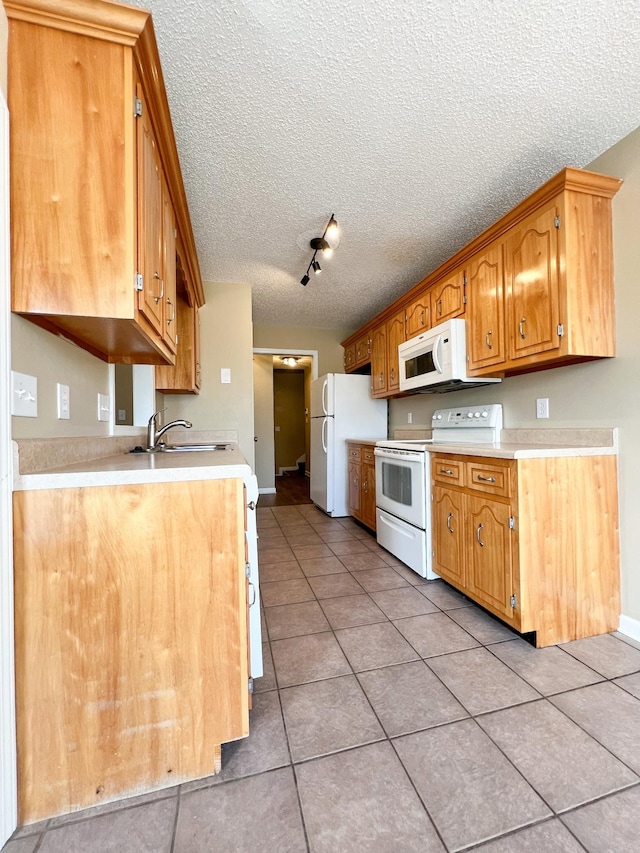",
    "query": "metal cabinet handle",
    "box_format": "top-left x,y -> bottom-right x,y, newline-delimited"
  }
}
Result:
437,299 -> 443,316
166,296 -> 175,325
153,271 -> 165,303
476,475 -> 496,483
446,512 -> 454,534
440,468 -> 454,476
248,581 -> 256,607
485,329 -> 493,350
390,368 -> 395,381
476,523 -> 485,547
519,317 -> 526,340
